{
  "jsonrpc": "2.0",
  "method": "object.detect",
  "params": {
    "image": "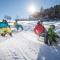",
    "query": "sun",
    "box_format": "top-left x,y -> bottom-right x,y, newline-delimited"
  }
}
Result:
27,4 -> 37,14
